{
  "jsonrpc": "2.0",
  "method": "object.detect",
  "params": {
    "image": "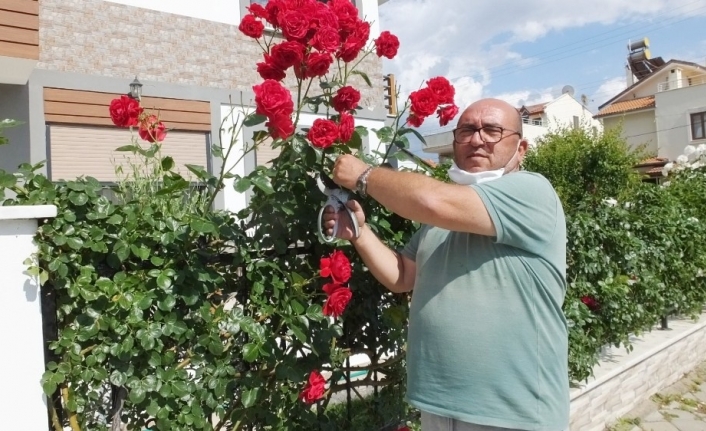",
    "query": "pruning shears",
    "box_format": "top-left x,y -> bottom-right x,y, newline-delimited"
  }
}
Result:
317,172 -> 360,243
